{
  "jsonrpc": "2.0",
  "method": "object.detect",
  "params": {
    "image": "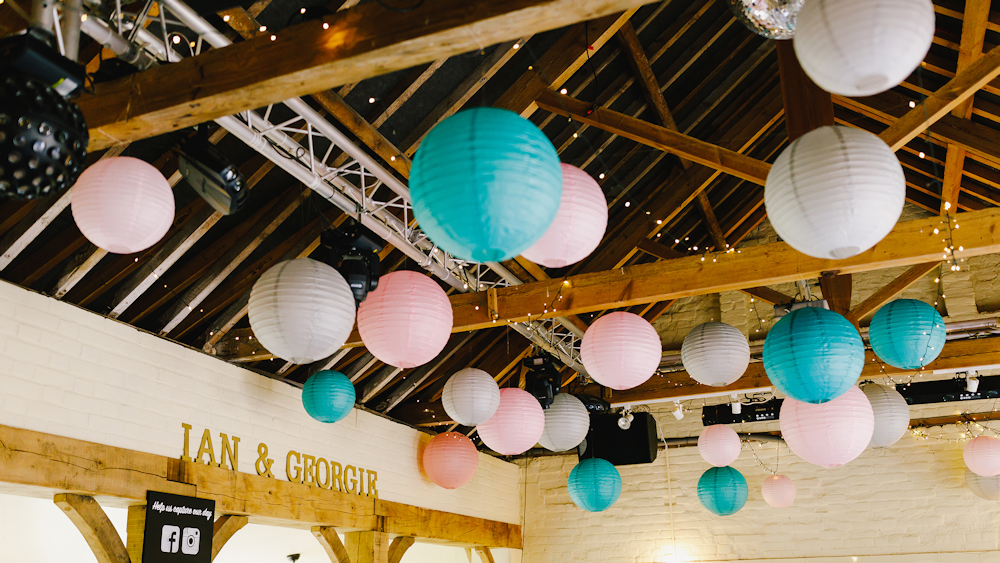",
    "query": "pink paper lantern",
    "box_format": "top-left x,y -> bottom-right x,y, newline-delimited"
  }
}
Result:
477,388 -> 545,455
357,270 -> 452,368
698,424 -> 742,467
779,386 -> 874,467
521,164 -> 608,268
581,312 -> 661,390
762,474 -> 796,508
964,436 -> 1000,477
71,156 -> 174,254
423,432 -> 479,489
